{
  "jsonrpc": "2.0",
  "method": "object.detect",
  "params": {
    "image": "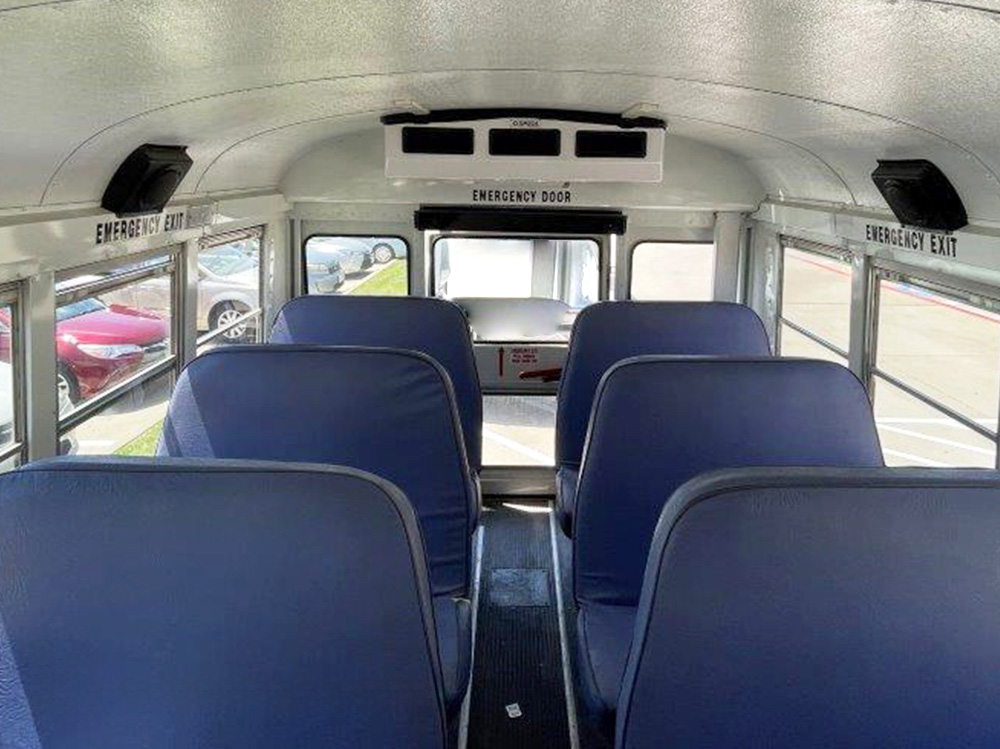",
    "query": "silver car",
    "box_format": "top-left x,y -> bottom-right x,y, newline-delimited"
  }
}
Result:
305,250 -> 346,294
105,244 -> 260,342
305,237 -> 374,275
